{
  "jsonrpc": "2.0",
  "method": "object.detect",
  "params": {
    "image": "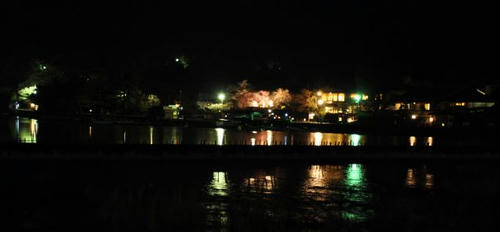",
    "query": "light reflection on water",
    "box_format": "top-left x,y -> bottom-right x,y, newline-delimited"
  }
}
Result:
5,117 -> 443,146
11,117 -> 38,143
1,161 -> 466,231
405,167 -> 435,189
